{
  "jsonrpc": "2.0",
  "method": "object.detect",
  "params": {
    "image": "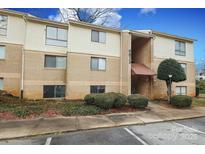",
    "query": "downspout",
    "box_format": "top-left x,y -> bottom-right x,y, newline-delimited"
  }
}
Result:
120,32 -> 123,93
65,21 -> 70,99
150,34 -> 156,99
20,15 -> 27,99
